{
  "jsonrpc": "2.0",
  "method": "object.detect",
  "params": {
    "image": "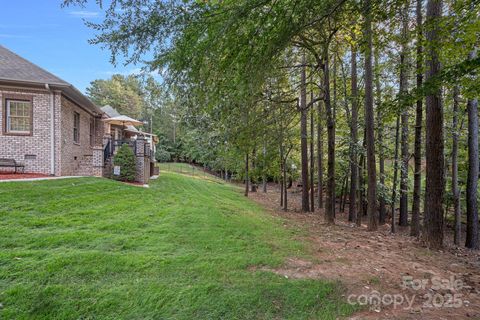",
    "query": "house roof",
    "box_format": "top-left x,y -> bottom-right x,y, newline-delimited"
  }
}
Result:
0,45 -> 68,85
101,105 -> 121,118
0,45 -> 102,115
